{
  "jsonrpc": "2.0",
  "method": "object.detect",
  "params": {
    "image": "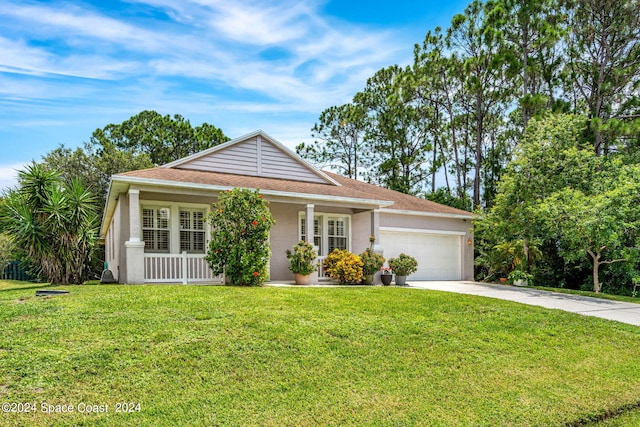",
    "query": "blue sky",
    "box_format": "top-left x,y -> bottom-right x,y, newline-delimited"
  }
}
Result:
0,0 -> 471,191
